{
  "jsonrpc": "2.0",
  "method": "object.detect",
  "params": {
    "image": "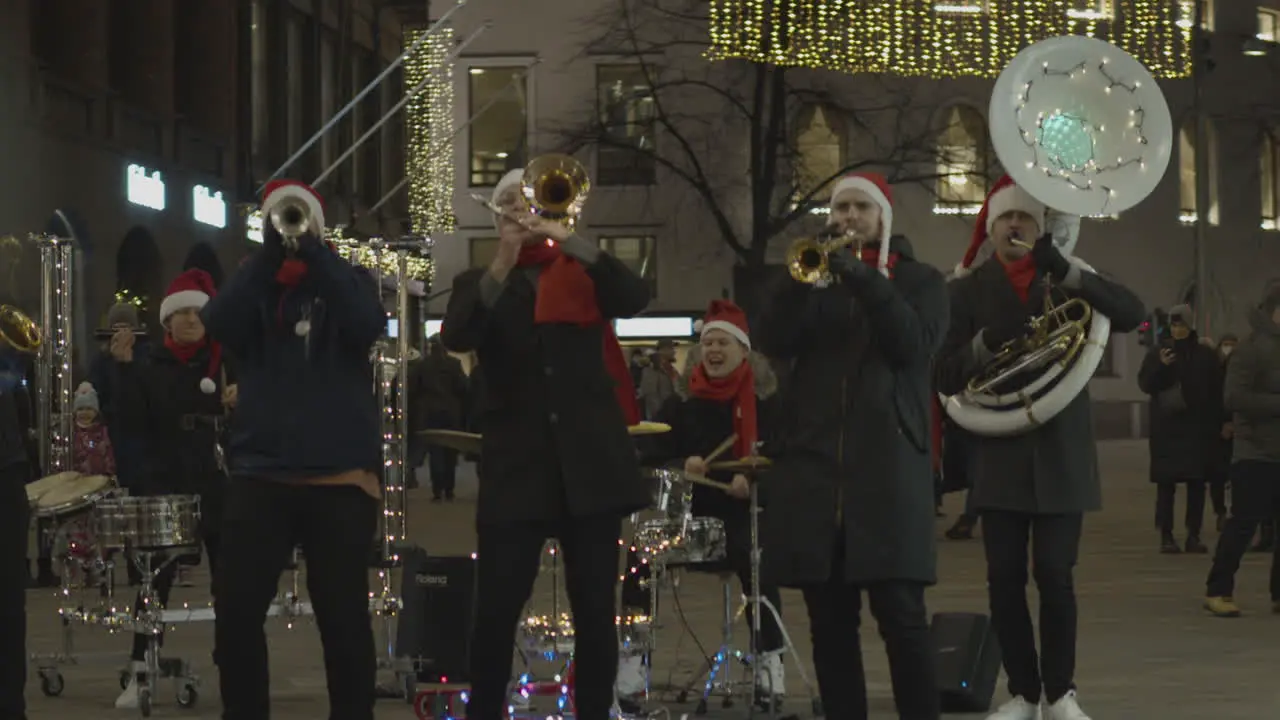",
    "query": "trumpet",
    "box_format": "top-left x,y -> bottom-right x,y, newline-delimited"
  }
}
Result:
265,195 -> 314,250
471,153 -> 591,232
0,305 -> 41,353
786,230 -> 861,284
